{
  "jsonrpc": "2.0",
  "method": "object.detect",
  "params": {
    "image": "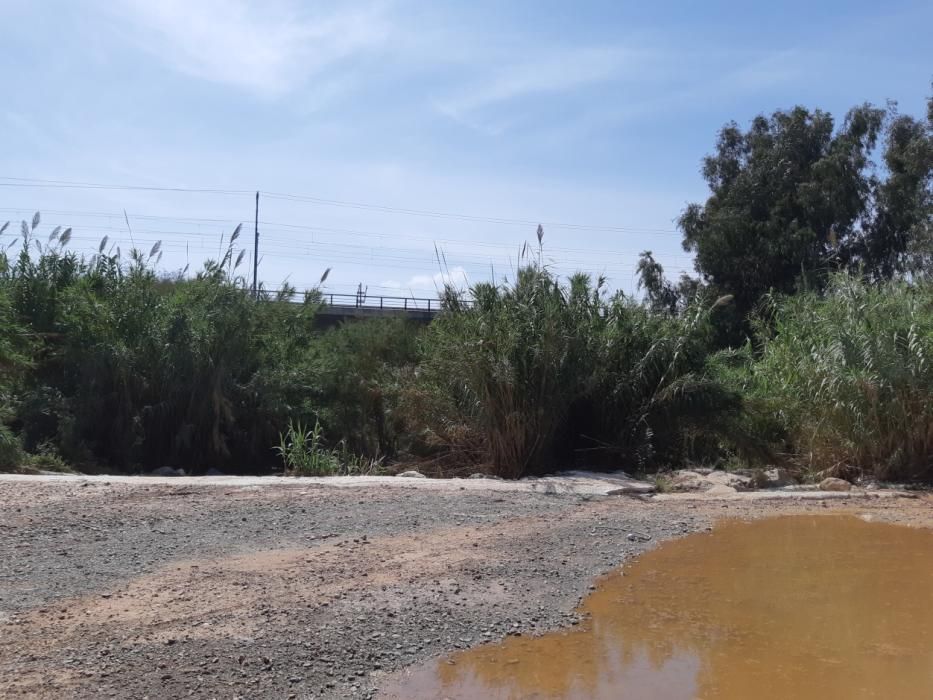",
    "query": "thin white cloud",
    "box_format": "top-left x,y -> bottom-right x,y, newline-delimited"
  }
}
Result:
435,46 -> 649,128
405,266 -> 469,292
107,0 -> 390,96
516,47 -> 812,144
726,49 -> 806,91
